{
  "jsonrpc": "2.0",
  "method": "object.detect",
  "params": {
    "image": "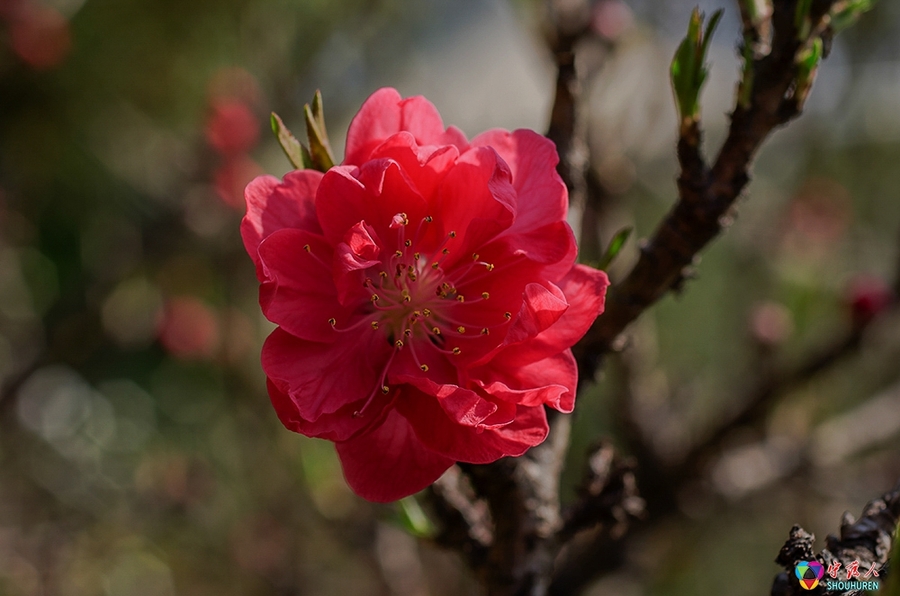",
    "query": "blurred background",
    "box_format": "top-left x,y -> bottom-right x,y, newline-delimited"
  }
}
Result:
1,0 -> 899,594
